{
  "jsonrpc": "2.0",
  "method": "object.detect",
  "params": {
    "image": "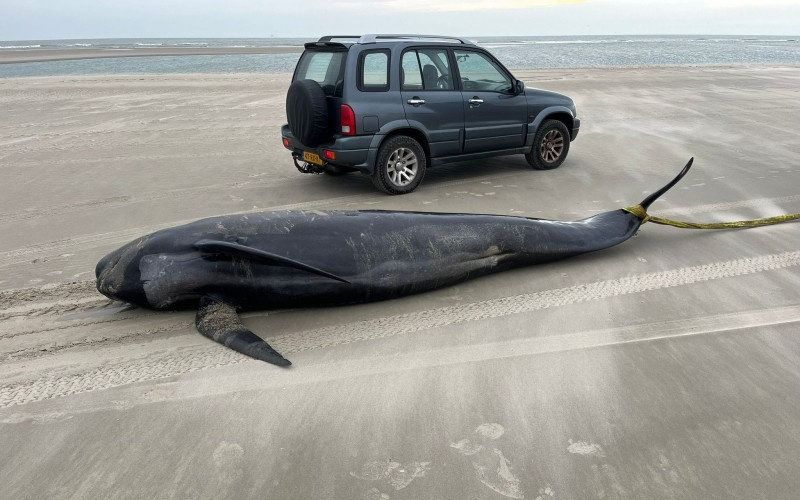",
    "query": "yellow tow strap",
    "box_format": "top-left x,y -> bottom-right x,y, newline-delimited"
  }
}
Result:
623,204 -> 800,229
